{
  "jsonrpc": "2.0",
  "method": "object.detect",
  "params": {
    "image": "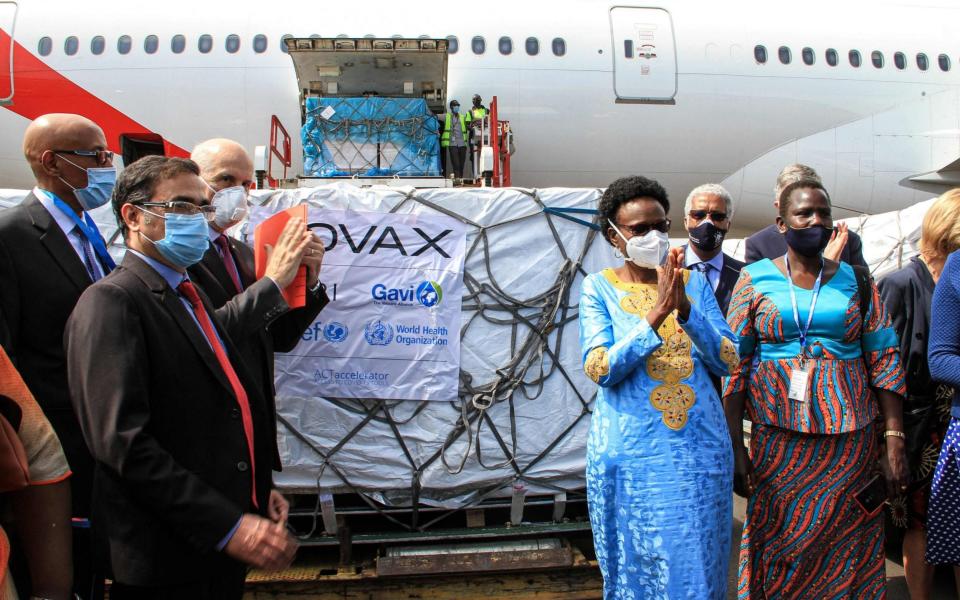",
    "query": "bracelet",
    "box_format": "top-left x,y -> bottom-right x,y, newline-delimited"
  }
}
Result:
884,430 -> 906,439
